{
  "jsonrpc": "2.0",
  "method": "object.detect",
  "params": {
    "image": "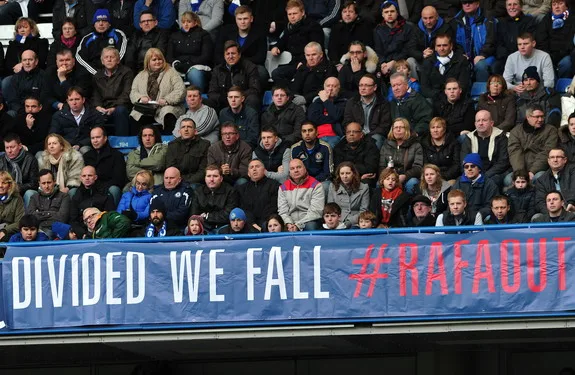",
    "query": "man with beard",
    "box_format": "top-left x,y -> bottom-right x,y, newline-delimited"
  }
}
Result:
141,198 -> 181,237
